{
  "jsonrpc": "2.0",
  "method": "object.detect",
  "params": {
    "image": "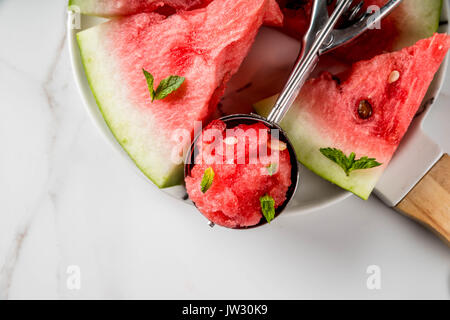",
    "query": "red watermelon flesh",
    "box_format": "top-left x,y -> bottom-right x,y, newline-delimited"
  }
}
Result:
185,120 -> 292,228
277,0 -> 312,40
276,0 -> 442,63
263,0 -> 286,26
69,0 -> 214,17
77,0 -> 283,188
254,34 -> 450,199
69,0 -> 283,25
